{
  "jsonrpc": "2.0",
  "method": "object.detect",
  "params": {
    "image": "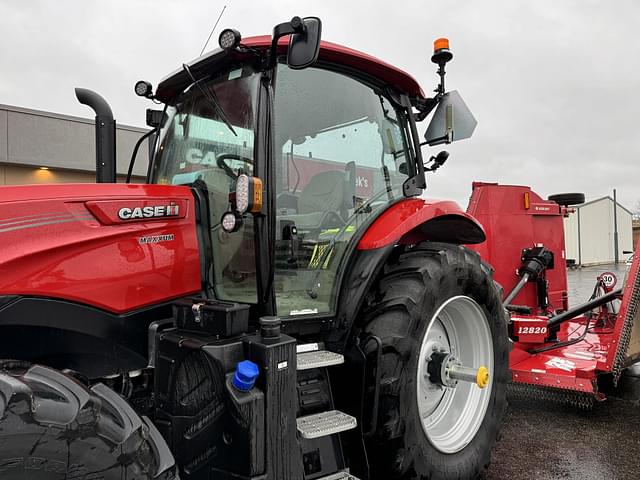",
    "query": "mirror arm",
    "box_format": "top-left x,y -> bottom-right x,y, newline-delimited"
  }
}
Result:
267,17 -> 305,69
421,133 -> 450,147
